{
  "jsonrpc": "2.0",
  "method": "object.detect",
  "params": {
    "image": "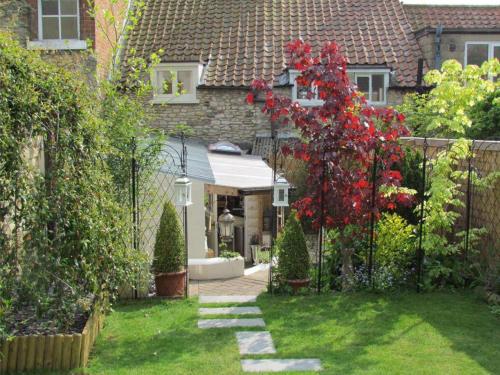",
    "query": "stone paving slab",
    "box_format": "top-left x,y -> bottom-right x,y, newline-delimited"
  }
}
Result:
236,331 -> 276,355
198,318 -> 265,329
199,295 -> 257,304
199,307 -> 262,315
241,359 -> 322,372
